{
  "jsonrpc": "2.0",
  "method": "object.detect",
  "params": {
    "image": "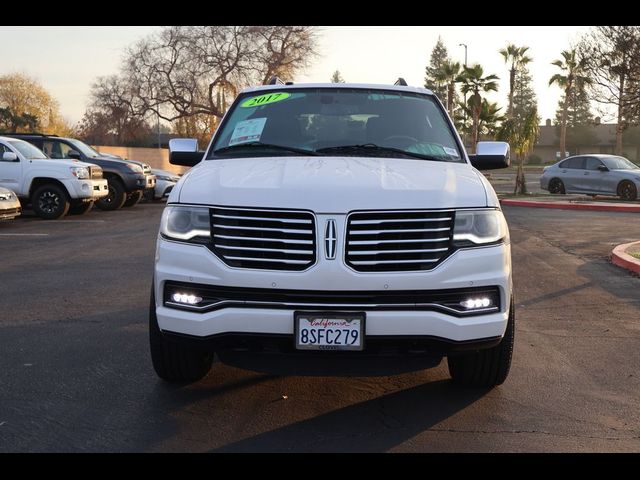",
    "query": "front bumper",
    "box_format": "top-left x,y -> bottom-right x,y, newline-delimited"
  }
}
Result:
144,174 -> 157,191
0,198 -> 21,220
62,179 -> 109,200
154,238 -> 512,343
